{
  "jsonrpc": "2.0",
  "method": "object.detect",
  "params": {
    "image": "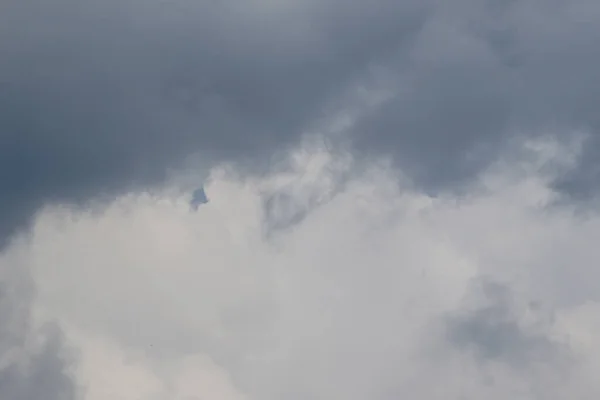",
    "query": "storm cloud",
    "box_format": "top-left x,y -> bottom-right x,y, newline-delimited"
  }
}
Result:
3,0 -> 600,241
3,0 -> 600,399
1,0 -> 428,244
